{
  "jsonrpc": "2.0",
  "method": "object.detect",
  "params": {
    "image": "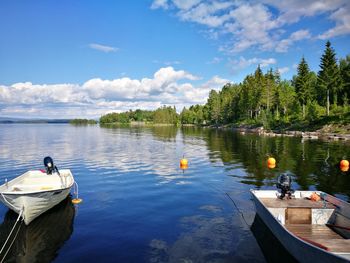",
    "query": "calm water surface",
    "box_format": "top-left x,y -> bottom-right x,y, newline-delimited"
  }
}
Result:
0,124 -> 349,262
